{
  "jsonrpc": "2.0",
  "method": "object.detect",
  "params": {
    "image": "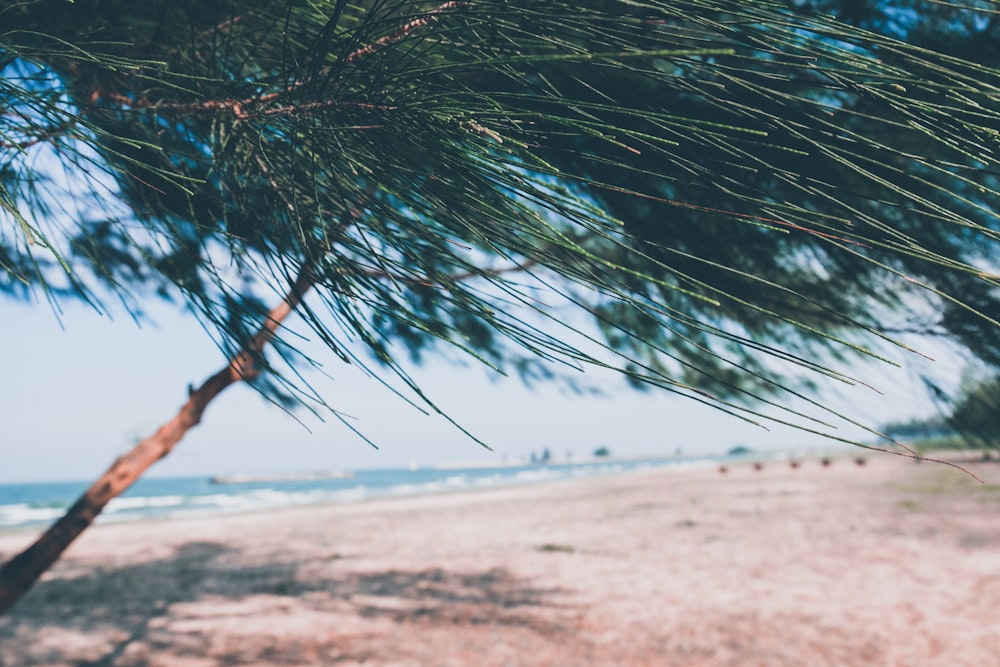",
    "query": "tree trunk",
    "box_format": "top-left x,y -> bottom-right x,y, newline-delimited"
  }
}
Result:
0,267 -> 314,615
